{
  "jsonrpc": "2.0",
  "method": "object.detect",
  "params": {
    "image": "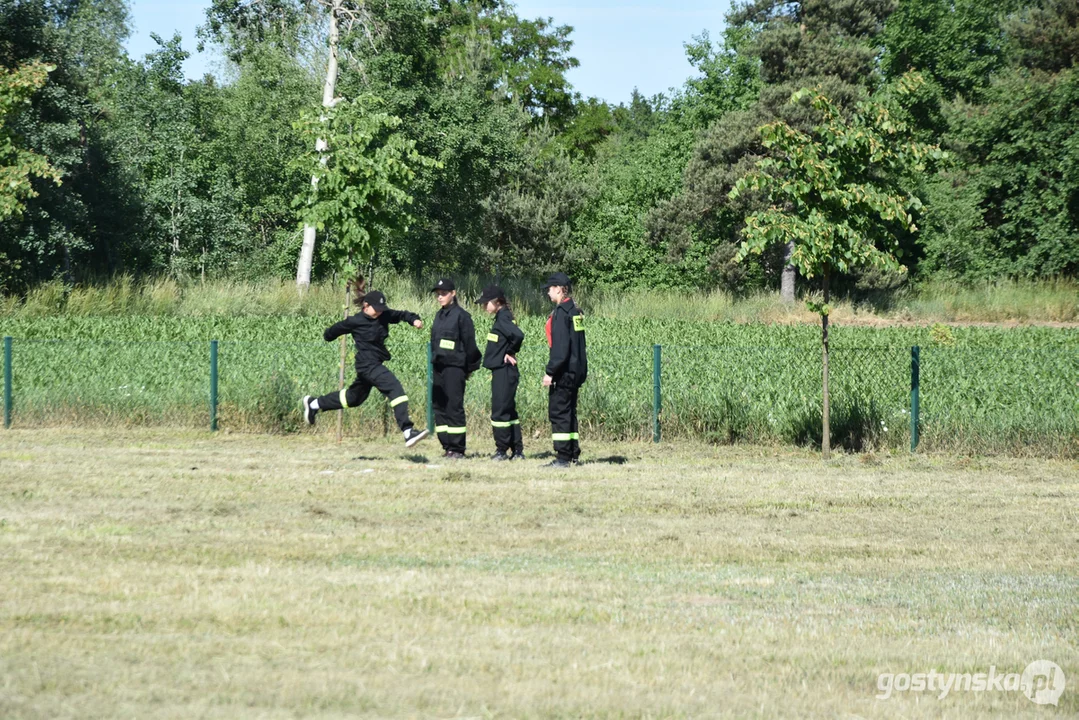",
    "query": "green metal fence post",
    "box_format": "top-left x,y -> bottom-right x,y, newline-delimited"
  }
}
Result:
910,345 -> 920,452
3,336 -> 12,429
210,340 -> 219,432
653,344 -> 662,443
426,341 -> 434,432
